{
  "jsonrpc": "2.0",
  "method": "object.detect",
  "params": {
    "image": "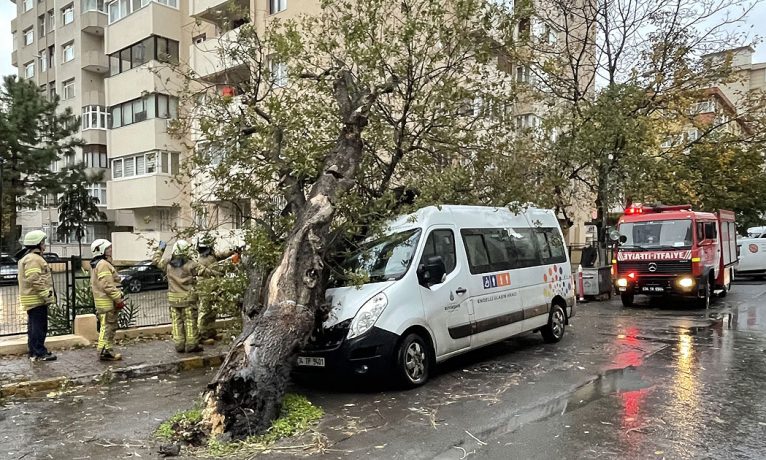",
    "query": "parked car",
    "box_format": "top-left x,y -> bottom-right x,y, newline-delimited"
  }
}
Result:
42,252 -> 63,263
118,260 -> 168,293
735,234 -> 766,280
0,254 -> 18,285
